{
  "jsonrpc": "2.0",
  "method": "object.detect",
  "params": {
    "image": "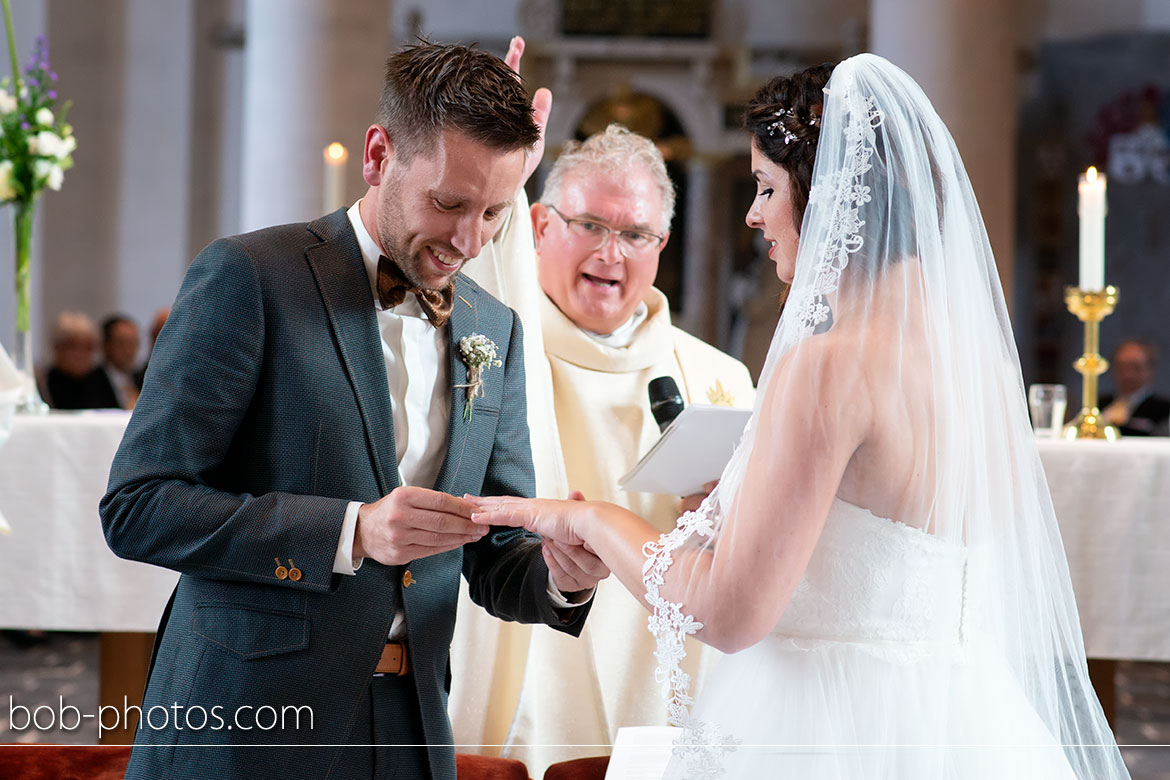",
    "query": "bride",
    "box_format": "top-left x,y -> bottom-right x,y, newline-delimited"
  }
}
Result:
471,54 -> 1130,779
